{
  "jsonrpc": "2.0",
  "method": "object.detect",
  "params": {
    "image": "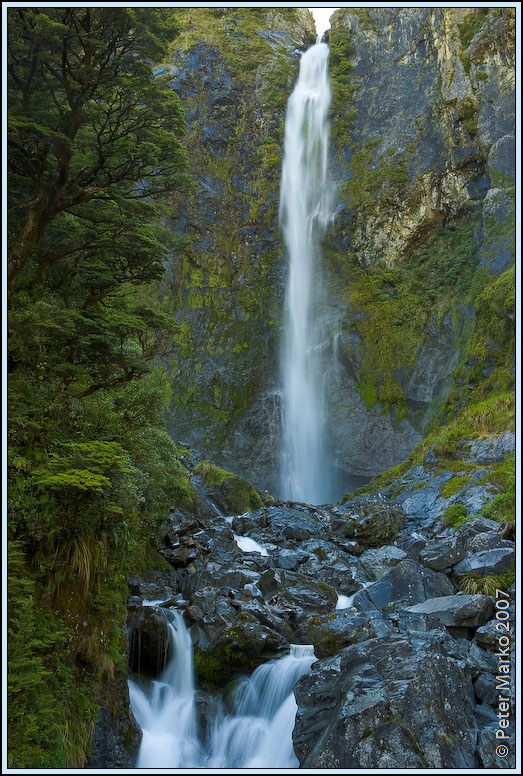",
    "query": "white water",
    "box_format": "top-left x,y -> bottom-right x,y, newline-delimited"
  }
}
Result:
336,582 -> 372,610
234,534 -> 269,556
336,593 -> 353,610
280,40 -> 334,505
129,609 -> 315,768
